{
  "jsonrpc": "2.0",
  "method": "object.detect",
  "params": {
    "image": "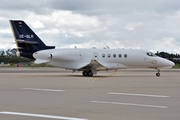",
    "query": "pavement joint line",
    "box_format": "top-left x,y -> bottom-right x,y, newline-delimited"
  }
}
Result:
22,88 -> 65,92
0,111 -> 88,120
108,92 -> 170,98
91,101 -> 167,109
